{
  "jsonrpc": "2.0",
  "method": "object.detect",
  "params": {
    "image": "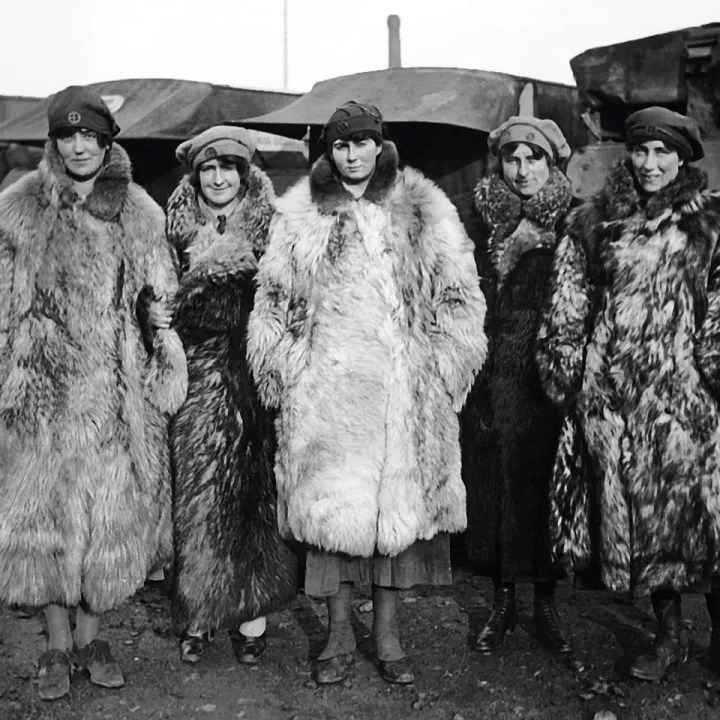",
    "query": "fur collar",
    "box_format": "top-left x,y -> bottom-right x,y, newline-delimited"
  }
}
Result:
596,159 -> 708,222
165,164 -> 275,271
39,140 -> 132,221
309,141 -> 399,214
475,167 -> 572,232
475,168 -> 572,286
